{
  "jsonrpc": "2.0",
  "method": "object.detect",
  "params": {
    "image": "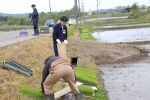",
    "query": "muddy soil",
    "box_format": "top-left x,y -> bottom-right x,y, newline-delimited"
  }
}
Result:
98,42 -> 150,100
67,39 -> 145,65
